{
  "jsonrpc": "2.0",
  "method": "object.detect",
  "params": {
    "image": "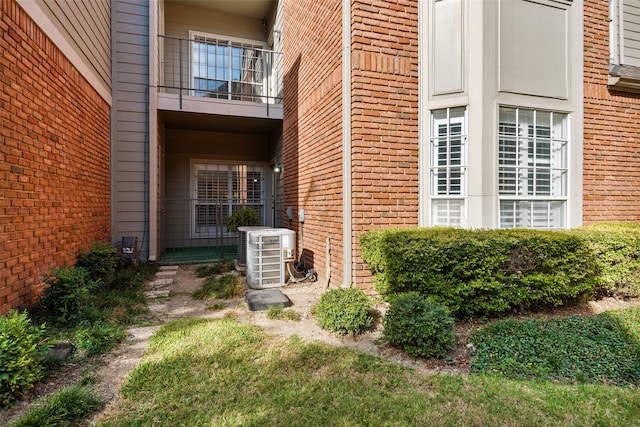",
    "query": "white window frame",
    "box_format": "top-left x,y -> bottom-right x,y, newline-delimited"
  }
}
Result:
429,106 -> 468,227
189,31 -> 269,102
610,0 -> 623,65
190,160 -> 267,238
497,106 -> 569,230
